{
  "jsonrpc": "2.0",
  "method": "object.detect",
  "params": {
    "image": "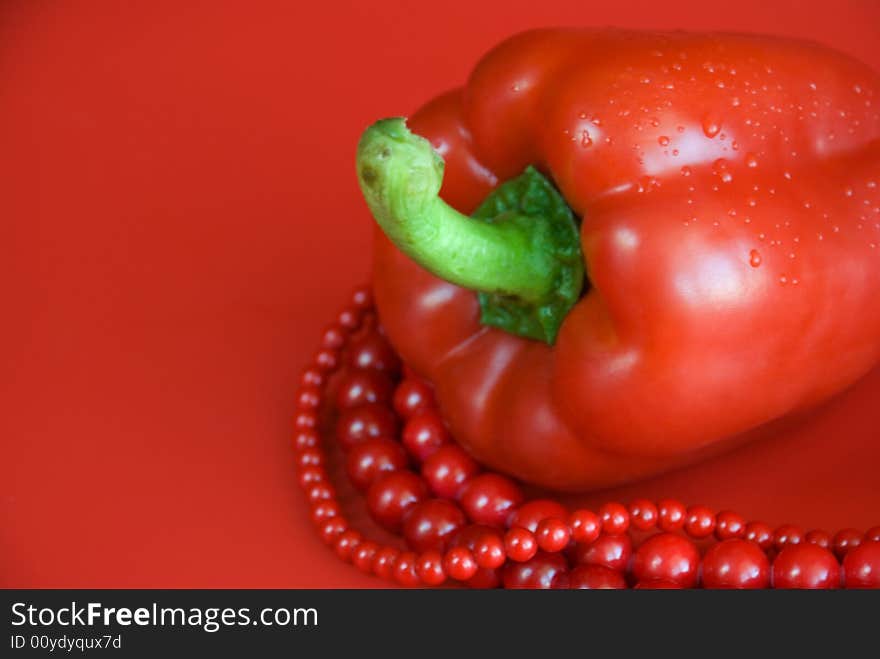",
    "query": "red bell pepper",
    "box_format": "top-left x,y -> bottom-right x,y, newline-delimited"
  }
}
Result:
356,29 -> 880,491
